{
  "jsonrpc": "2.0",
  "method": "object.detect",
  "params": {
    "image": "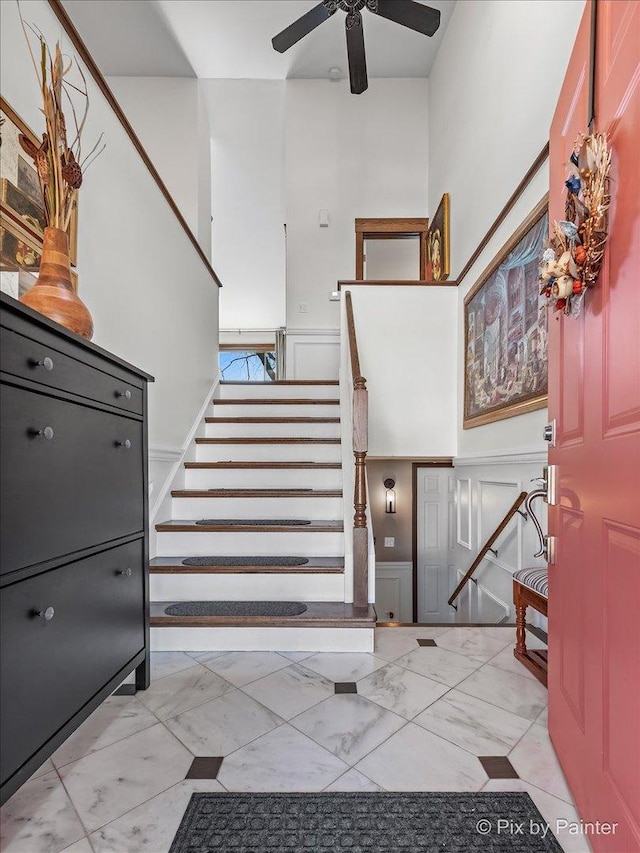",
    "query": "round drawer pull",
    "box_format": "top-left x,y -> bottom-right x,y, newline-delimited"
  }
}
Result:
38,606 -> 55,621
37,426 -> 55,440
118,568 -> 133,577
37,357 -> 54,371
116,439 -> 132,450
117,389 -> 132,400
